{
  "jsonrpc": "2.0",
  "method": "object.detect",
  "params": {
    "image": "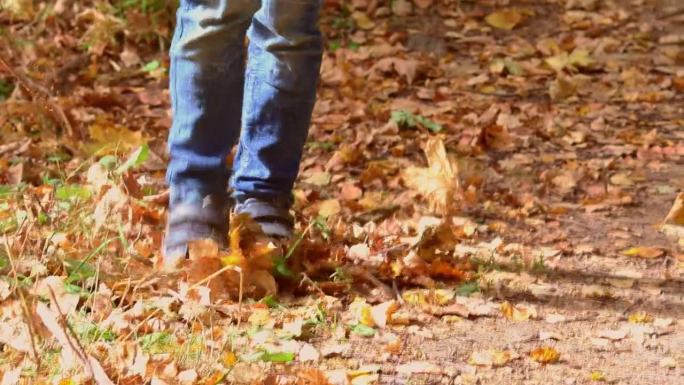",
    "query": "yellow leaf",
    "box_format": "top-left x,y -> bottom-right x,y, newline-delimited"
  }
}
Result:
589,371 -> 606,382
485,9 -> 524,30
318,199 -> 341,218
468,349 -> 515,367
402,138 -> 459,213
351,11 -> 375,30
350,374 -> 379,385
248,308 -> 271,327
222,351 -> 237,367
87,122 -> 144,154
546,48 -> 593,72
220,227 -> 246,267
500,301 -> 536,321
350,297 -> 375,327
432,289 -> 455,305
628,311 -> 653,324
545,52 -> 569,72
621,247 -> 664,259
402,290 -> 427,305
530,346 -> 560,364
1,0 -> 35,20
